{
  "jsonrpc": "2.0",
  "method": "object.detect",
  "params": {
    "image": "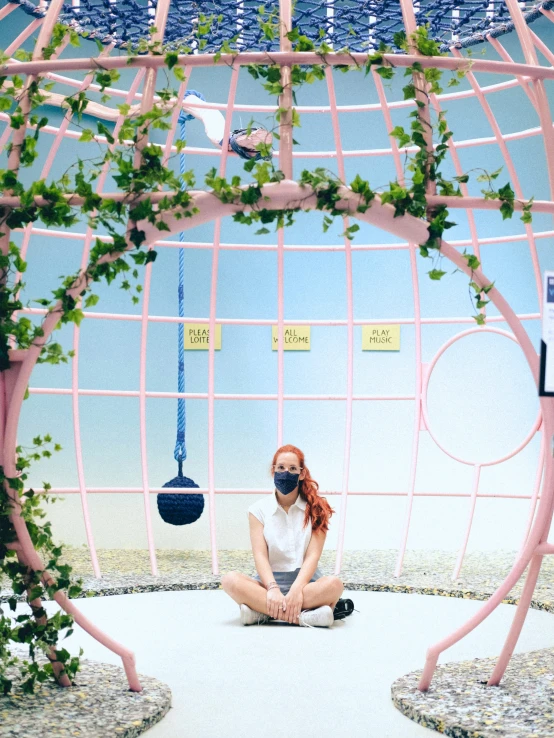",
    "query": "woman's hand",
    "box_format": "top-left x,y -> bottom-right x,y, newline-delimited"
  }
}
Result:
283,584 -> 304,624
266,587 -> 286,619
